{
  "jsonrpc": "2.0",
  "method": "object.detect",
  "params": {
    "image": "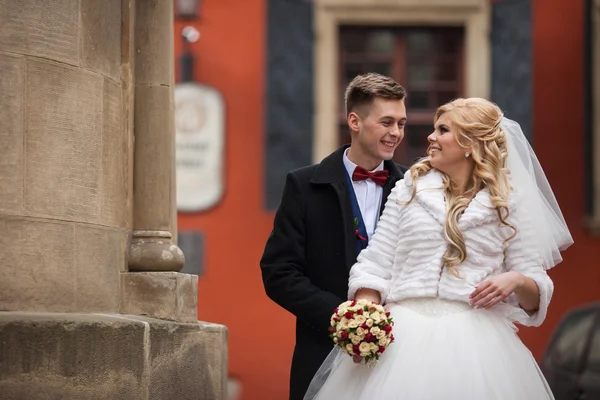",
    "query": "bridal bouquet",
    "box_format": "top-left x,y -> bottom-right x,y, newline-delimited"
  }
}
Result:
329,299 -> 395,368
